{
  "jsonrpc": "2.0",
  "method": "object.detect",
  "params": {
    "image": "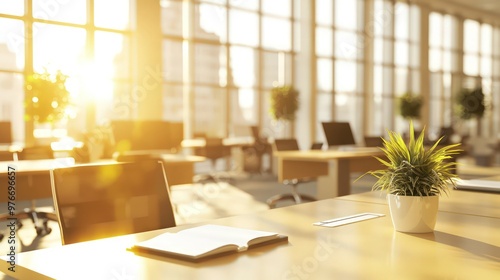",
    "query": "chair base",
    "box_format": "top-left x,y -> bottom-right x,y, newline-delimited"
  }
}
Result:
0,209 -> 57,241
267,193 -> 316,209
